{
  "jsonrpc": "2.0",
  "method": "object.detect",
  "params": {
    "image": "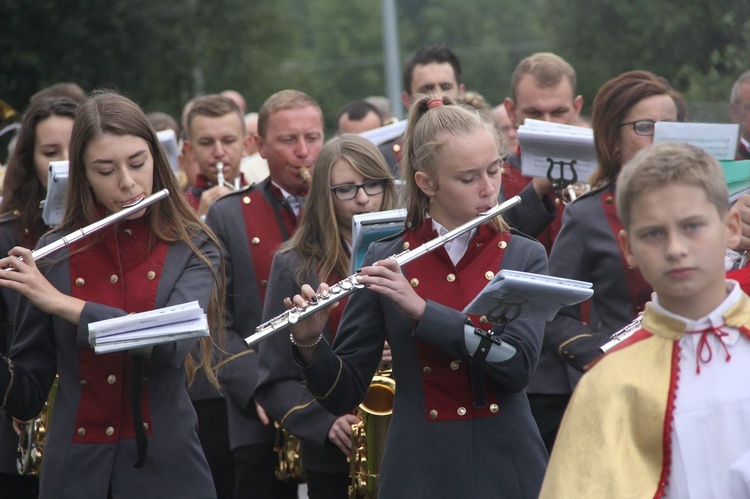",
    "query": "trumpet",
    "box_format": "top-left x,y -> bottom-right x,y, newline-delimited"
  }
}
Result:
299,166 -> 311,187
598,315 -> 644,354
246,195 -> 522,346
215,162 -> 241,190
